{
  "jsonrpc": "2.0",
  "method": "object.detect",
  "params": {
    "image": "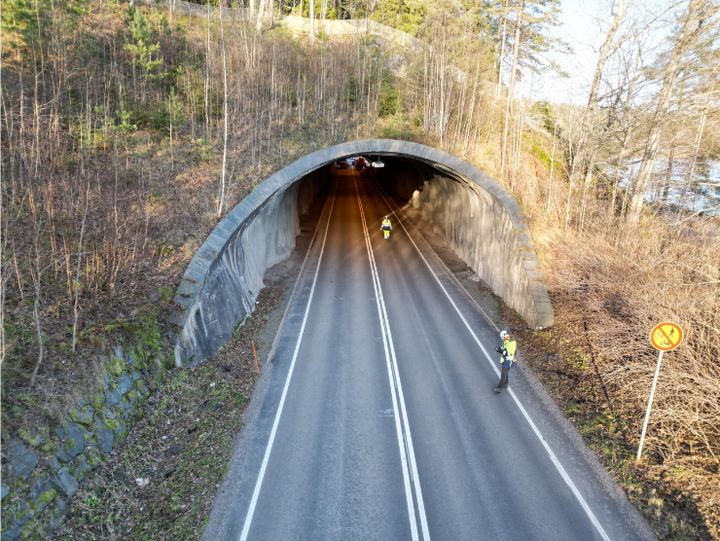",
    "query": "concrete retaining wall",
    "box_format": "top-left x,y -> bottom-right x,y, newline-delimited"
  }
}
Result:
174,140 -> 553,366
279,16 -> 424,50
